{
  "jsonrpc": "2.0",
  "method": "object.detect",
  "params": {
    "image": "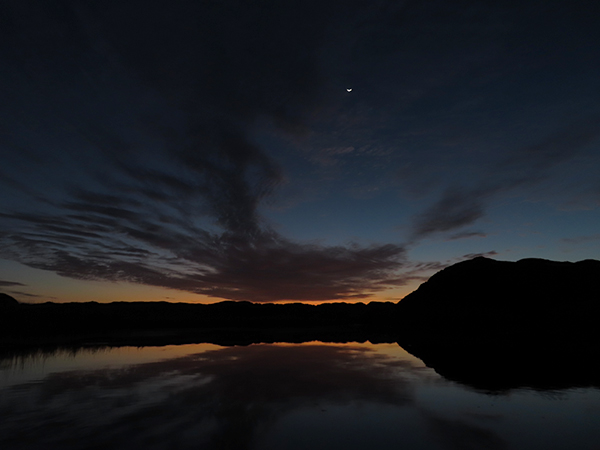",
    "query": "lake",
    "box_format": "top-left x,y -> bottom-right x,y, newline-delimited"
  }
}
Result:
1,341 -> 599,449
